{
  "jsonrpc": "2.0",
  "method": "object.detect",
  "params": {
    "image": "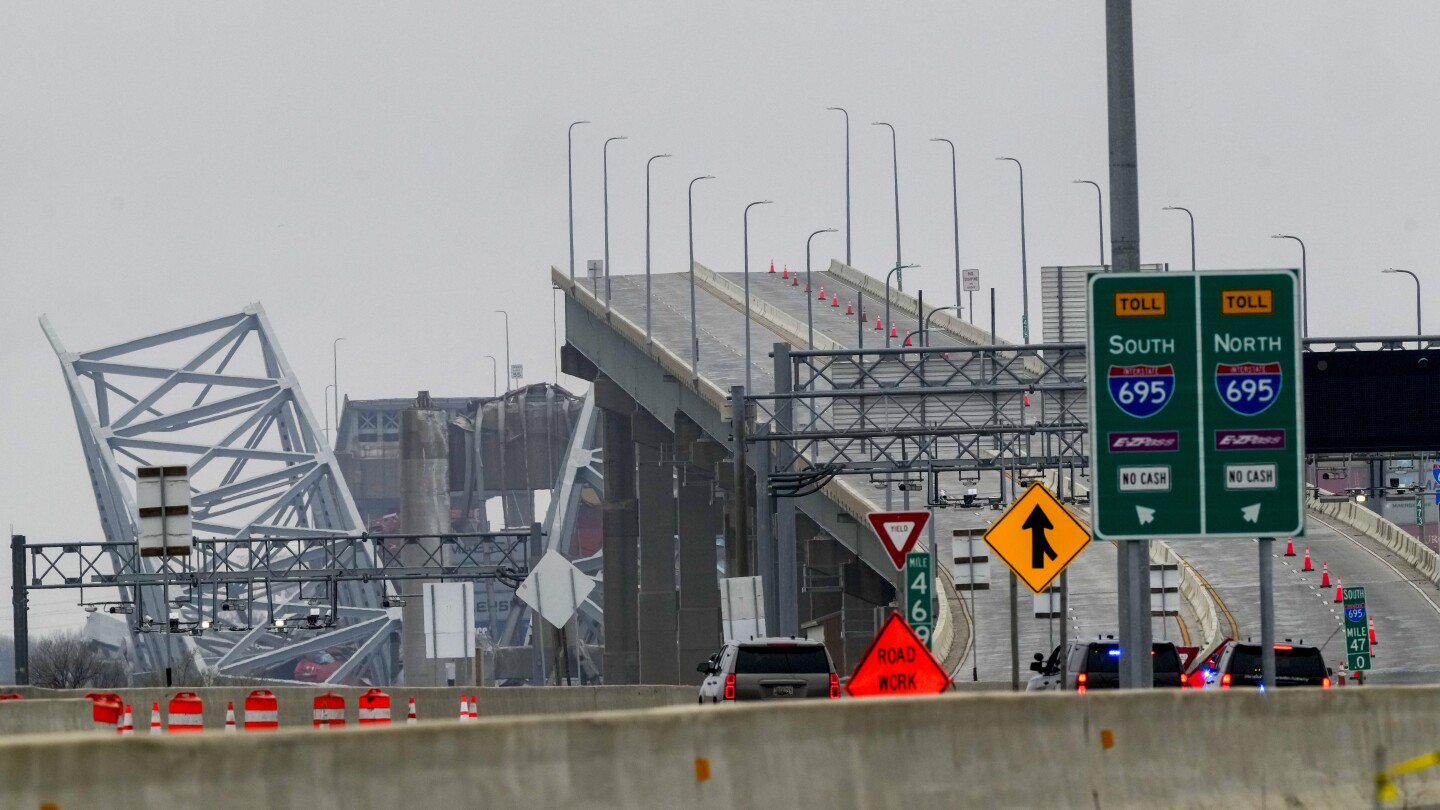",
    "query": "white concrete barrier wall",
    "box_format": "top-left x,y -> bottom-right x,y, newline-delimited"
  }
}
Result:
6,688 -> 1440,809
0,699 -> 97,736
